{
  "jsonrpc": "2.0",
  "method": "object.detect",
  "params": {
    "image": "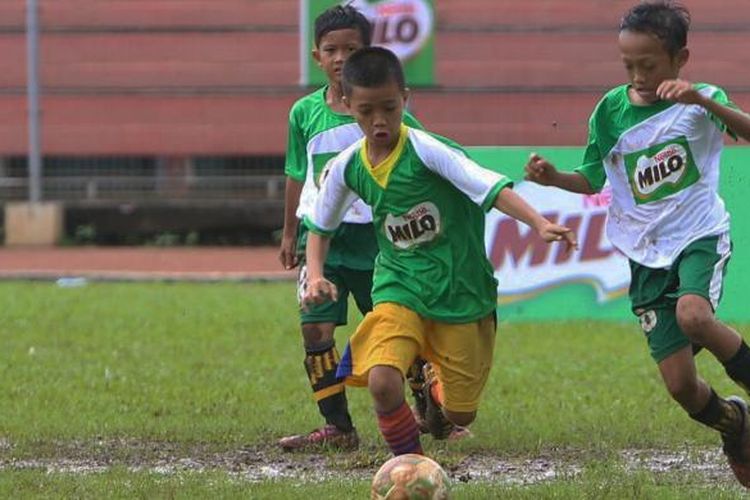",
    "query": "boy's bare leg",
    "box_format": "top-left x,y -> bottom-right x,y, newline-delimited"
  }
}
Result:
421,363 -> 474,440
657,346 -> 712,414
659,304 -> 750,487
369,365 -> 422,455
676,295 -> 741,361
